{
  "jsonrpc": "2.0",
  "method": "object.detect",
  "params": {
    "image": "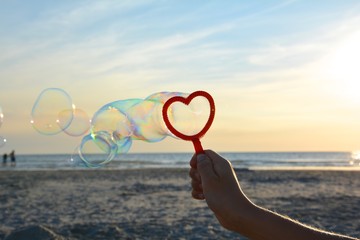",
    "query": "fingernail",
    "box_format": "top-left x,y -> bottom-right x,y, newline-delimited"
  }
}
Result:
197,154 -> 206,163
